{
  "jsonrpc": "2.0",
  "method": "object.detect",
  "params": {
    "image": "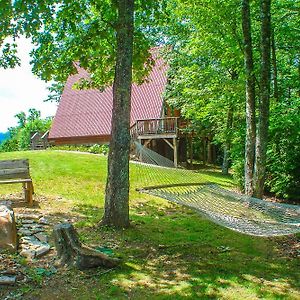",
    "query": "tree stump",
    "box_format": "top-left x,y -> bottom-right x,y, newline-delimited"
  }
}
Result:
53,223 -> 119,270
